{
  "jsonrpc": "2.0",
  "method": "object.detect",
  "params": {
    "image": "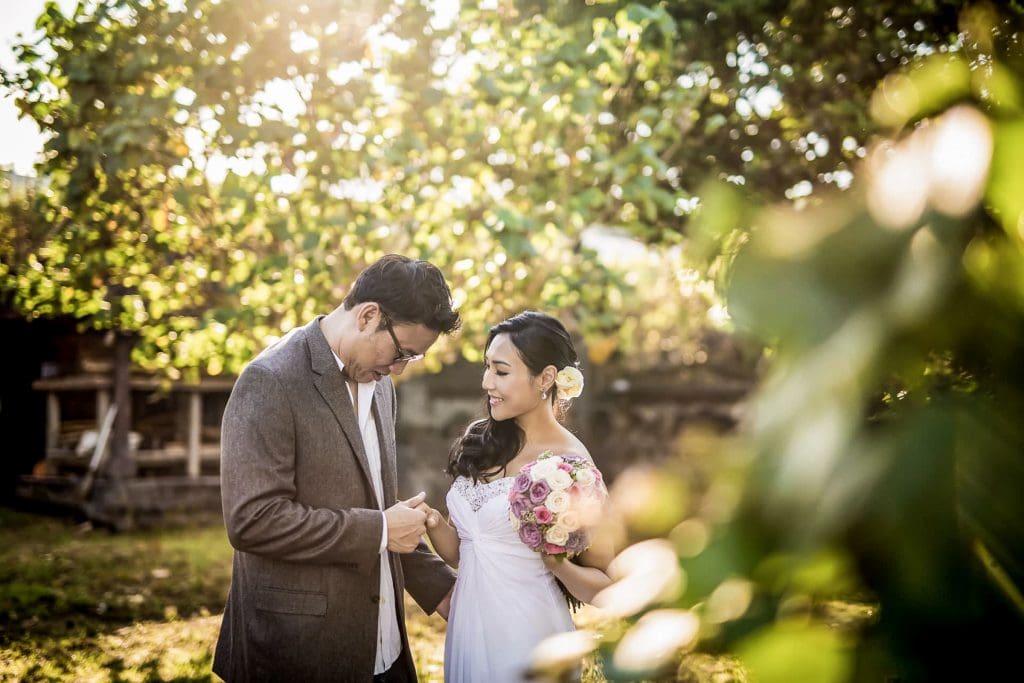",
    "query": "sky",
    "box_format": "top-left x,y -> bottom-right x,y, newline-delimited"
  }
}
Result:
0,0 -> 77,176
